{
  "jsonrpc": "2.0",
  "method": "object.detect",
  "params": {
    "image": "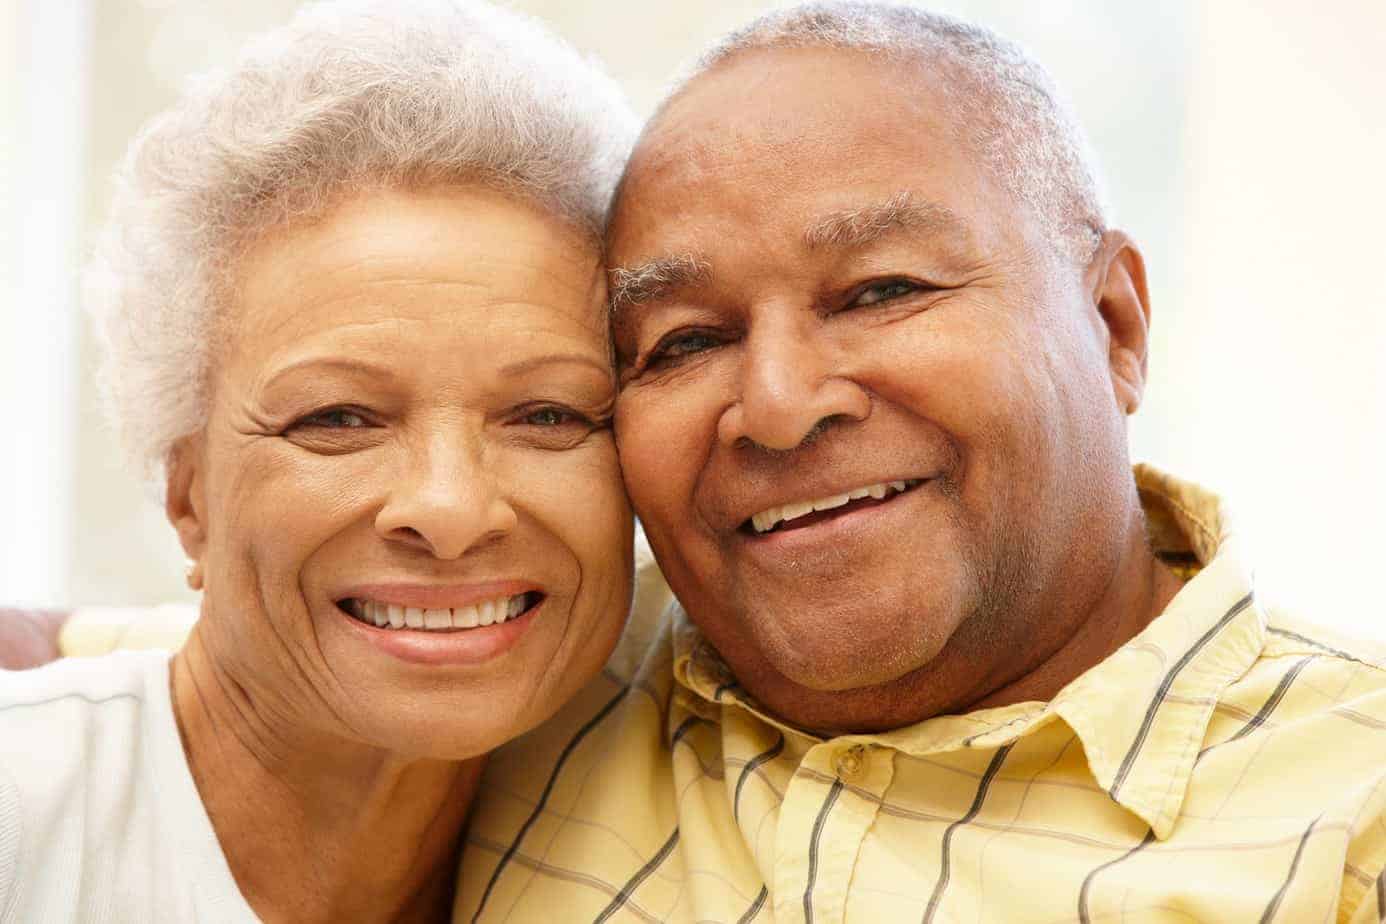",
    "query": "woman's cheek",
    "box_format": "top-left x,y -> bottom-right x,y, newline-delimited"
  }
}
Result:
506,438 -> 631,594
